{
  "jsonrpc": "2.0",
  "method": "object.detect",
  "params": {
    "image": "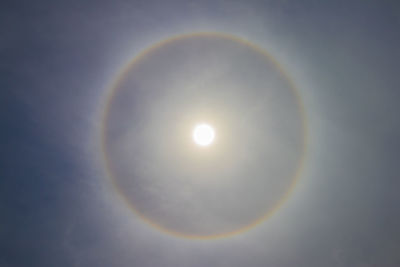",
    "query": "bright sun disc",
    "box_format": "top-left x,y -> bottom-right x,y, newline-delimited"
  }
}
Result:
193,124 -> 215,146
